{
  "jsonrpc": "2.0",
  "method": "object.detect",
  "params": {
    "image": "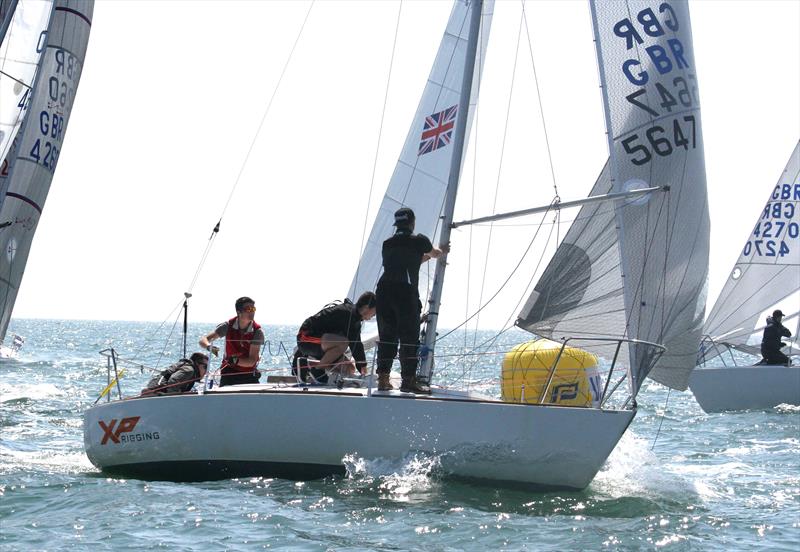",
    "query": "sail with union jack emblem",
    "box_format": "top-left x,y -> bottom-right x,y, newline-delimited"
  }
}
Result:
348,1 -> 495,301
418,104 -> 458,156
